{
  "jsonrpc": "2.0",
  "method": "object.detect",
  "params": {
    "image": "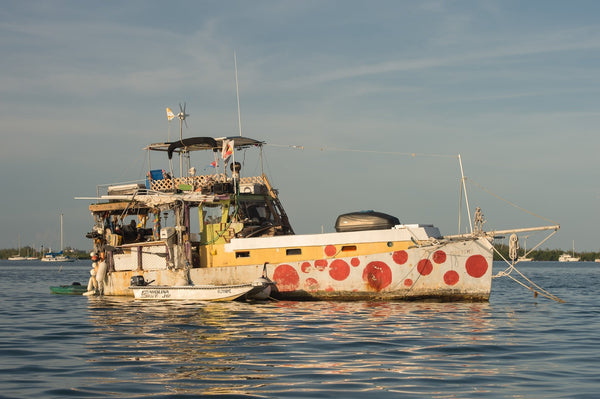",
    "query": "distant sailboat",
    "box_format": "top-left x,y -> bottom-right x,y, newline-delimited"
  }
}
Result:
558,240 -> 580,262
519,235 -> 533,262
26,246 -> 38,260
8,234 -> 28,261
41,213 -> 75,262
